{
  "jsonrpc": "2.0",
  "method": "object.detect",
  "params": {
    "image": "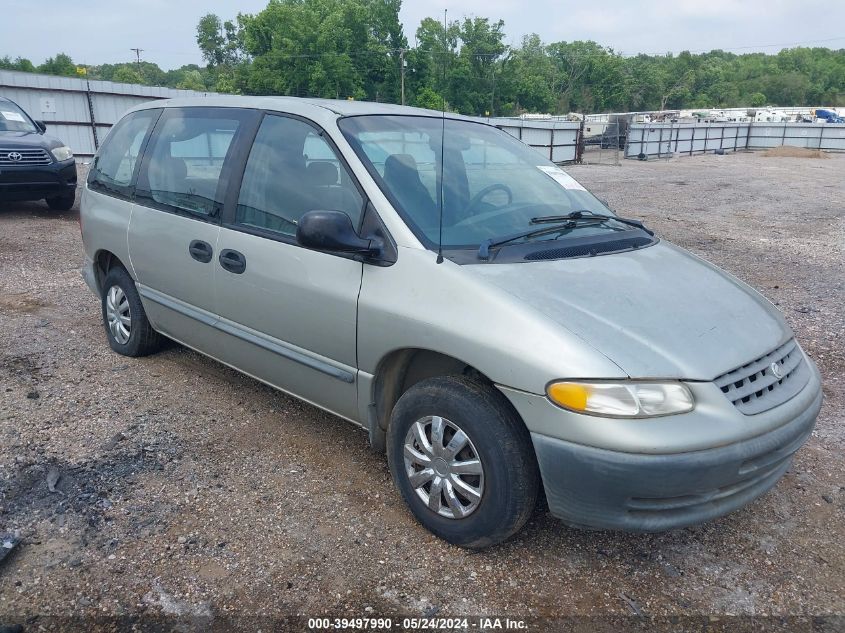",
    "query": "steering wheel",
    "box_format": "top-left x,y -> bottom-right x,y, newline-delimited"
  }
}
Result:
464,184 -> 513,216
